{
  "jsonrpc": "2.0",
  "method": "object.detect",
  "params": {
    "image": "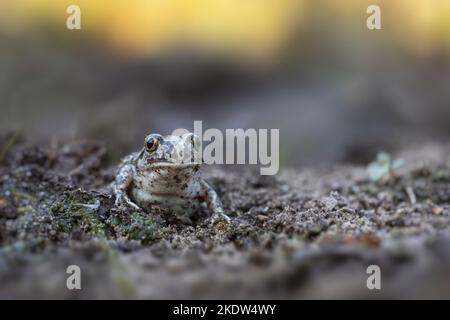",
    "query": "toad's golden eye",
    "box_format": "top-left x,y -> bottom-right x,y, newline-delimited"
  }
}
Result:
145,136 -> 159,152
